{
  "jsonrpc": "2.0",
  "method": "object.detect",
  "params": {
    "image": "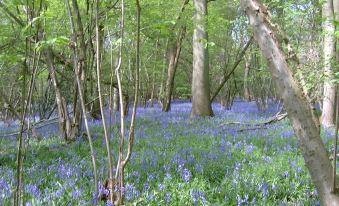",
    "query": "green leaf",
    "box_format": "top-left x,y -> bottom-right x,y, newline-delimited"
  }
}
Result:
208,42 -> 216,47
335,31 -> 339,39
53,36 -> 70,46
22,16 -> 42,33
